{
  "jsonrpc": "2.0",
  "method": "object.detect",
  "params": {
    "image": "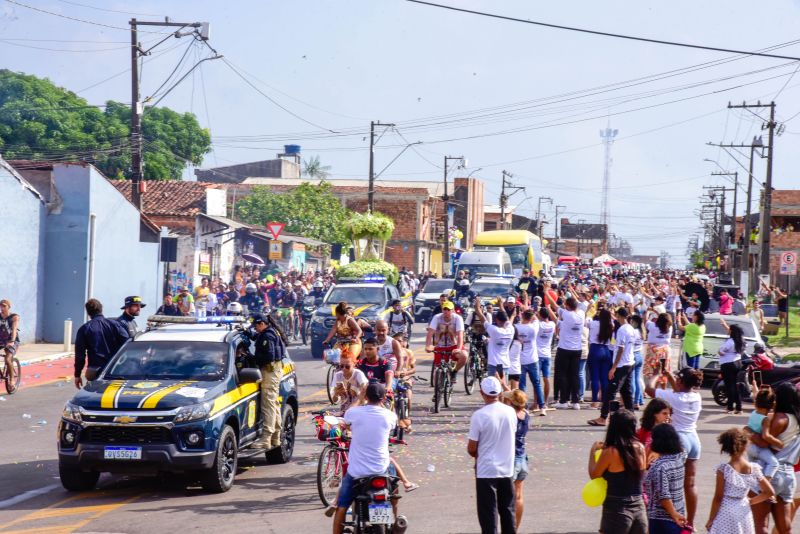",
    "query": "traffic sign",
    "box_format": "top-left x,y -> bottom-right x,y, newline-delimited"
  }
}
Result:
269,240 -> 282,260
780,251 -> 797,275
266,221 -> 285,240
